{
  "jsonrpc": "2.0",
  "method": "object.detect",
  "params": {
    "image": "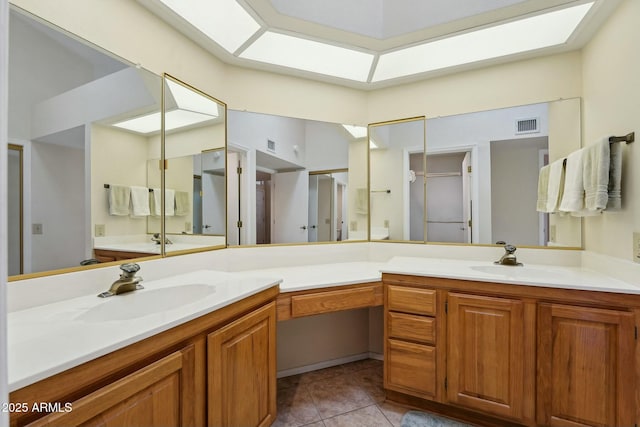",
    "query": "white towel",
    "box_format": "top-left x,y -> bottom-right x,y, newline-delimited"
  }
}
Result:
165,189 -> 175,217
175,191 -> 189,216
559,149 -> 585,213
607,141 -> 622,210
151,188 -> 162,216
108,185 -> 130,216
130,186 -> 150,217
583,140 -> 610,212
546,158 -> 566,213
536,165 -> 550,212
